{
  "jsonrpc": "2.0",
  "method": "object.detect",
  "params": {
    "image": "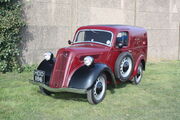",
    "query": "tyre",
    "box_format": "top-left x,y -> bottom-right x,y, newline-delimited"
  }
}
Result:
87,73 -> 107,104
115,52 -> 134,82
132,63 -> 143,85
39,86 -> 52,96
